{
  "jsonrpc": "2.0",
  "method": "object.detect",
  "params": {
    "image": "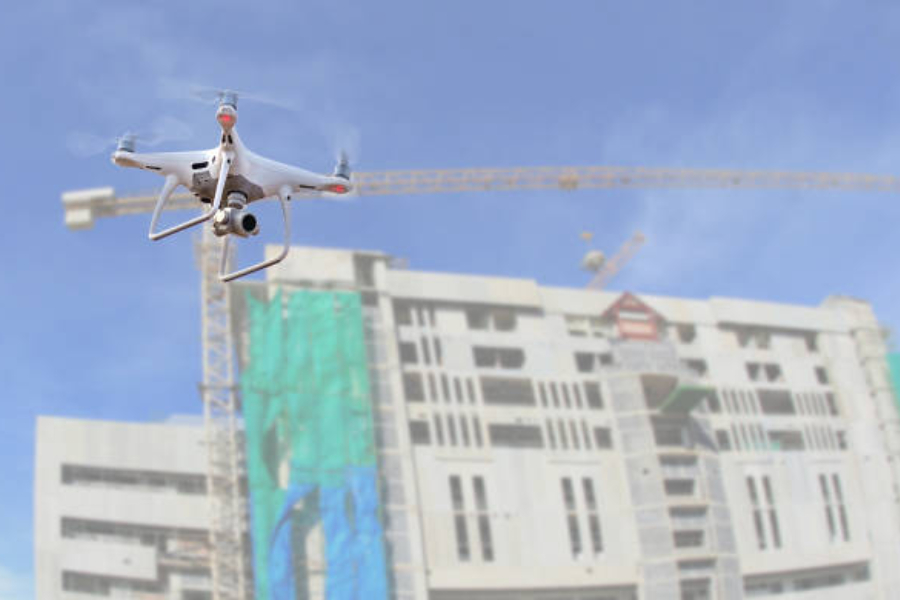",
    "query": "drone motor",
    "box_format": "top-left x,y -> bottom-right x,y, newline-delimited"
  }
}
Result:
117,134 -> 136,153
